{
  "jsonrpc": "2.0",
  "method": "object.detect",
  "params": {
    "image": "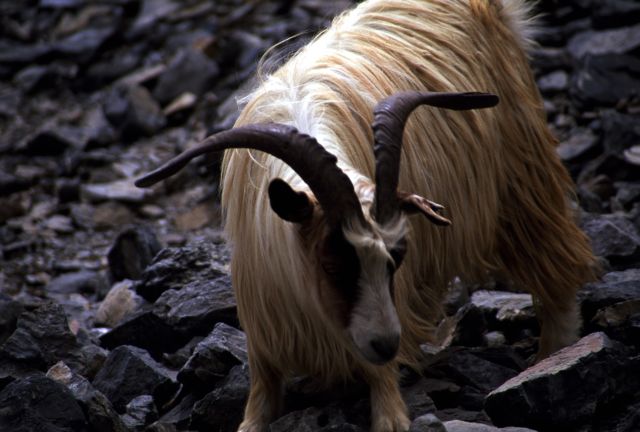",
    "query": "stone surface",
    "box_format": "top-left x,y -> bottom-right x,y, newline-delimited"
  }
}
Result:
410,413 -> 446,432
579,269 -> 640,323
0,373 -> 88,431
107,225 -> 162,281
580,214 -> 640,266
485,333 -> 640,430
178,322 -> 248,392
443,420 -> 537,432
92,345 -> 179,413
